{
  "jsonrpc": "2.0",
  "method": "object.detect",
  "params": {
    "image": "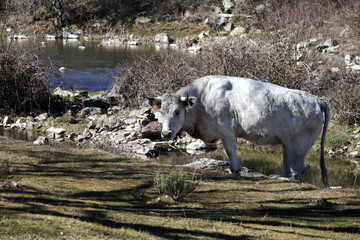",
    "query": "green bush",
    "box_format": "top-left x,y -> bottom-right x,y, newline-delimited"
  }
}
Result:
153,172 -> 198,201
